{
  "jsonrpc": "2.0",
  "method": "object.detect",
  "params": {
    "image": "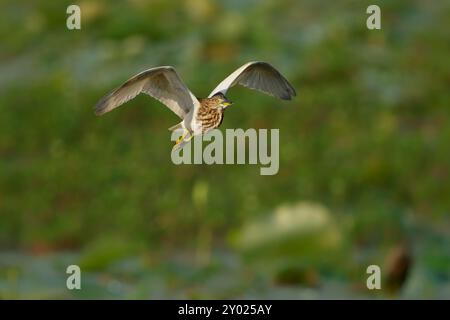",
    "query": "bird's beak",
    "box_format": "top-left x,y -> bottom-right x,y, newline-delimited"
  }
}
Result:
223,101 -> 233,107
